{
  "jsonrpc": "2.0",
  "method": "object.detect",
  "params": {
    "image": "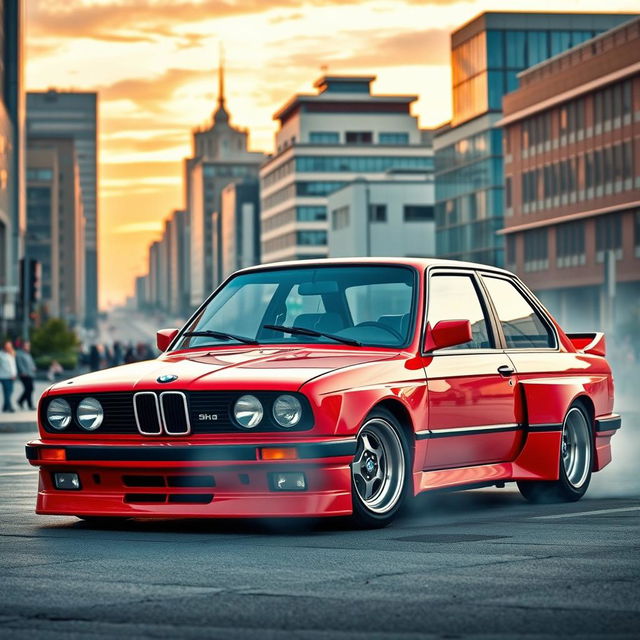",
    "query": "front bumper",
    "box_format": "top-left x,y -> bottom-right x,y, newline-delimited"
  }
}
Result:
26,438 -> 355,518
